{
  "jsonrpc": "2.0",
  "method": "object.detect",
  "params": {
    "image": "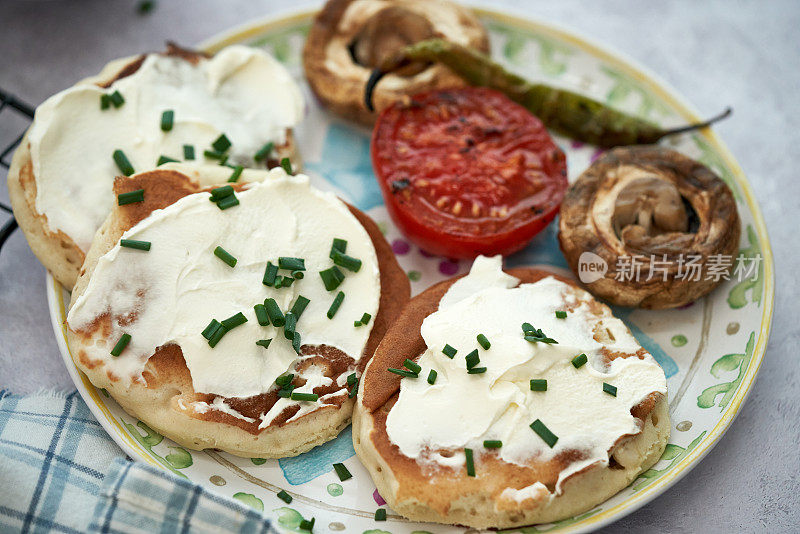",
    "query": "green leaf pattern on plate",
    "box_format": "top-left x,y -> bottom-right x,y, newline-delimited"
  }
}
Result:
631,430 -> 707,492
233,492 -> 265,511
250,23 -> 310,66
600,66 -> 671,119
697,331 -> 755,411
489,22 -> 573,77
122,420 -> 193,478
727,226 -> 763,309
